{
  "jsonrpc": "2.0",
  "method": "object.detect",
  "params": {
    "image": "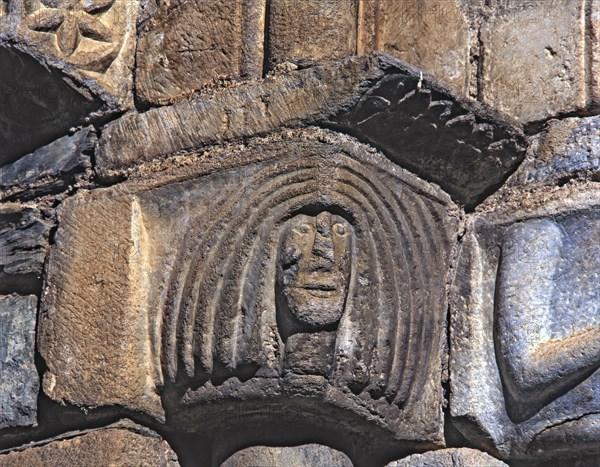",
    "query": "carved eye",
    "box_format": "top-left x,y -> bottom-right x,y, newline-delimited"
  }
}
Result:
296,223 -> 313,234
333,223 -> 347,236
